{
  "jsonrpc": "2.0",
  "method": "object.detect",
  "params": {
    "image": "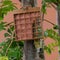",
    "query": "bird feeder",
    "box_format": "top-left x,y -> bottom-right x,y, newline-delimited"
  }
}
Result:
13,7 -> 42,41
